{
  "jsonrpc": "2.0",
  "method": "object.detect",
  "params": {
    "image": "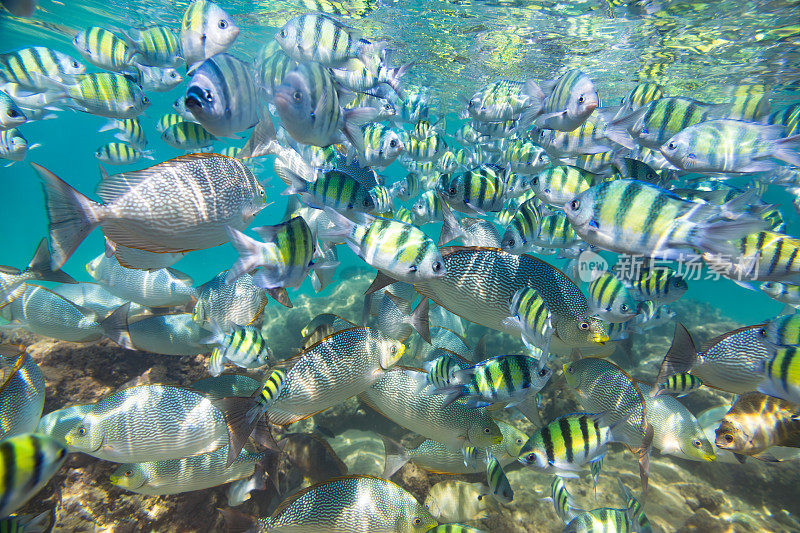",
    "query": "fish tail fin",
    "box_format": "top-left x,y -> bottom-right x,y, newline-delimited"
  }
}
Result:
379,434 -> 409,478
215,396 -> 261,468
772,134 -> 800,167
277,163 -> 311,196
694,216 -> 767,258
99,303 -> 135,349
317,207 -> 356,242
385,63 -> 412,99
25,237 -> 77,284
364,270 -> 398,295
438,198 -> 464,246
225,227 -> 268,284
238,110 -> 279,160
33,163 -> 102,269
408,297 -> 431,343
651,323 -> 697,396
97,119 -> 118,133
432,383 -> 468,407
